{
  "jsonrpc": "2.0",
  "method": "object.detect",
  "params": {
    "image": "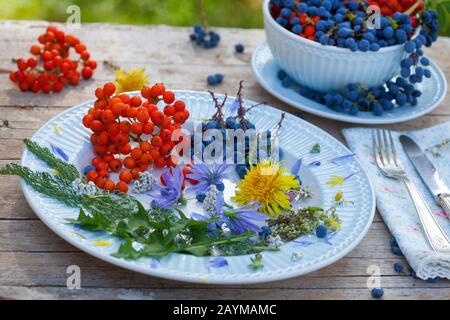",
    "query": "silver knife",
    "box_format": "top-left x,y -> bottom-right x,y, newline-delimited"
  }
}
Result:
400,135 -> 450,219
